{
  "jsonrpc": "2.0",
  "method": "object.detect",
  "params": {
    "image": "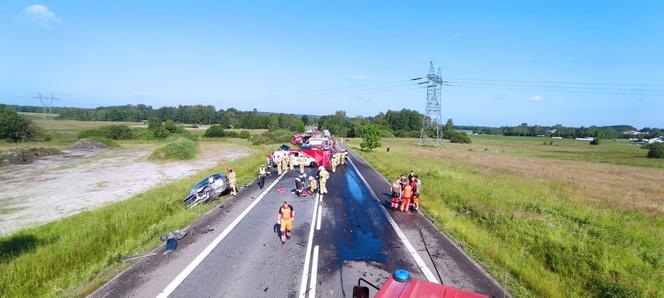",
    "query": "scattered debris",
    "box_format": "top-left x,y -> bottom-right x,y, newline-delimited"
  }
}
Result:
120,252 -> 157,262
160,230 -> 187,253
0,147 -> 62,166
206,225 -> 215,232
